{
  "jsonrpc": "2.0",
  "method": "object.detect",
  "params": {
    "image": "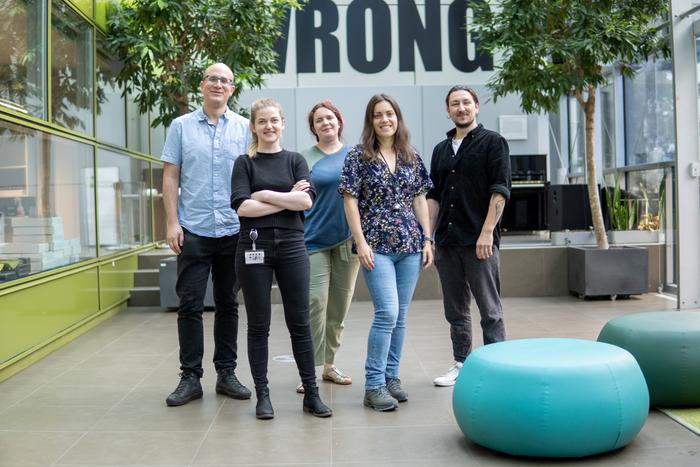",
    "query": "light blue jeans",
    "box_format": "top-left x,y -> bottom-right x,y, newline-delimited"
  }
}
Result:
362,252 -> 422,389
